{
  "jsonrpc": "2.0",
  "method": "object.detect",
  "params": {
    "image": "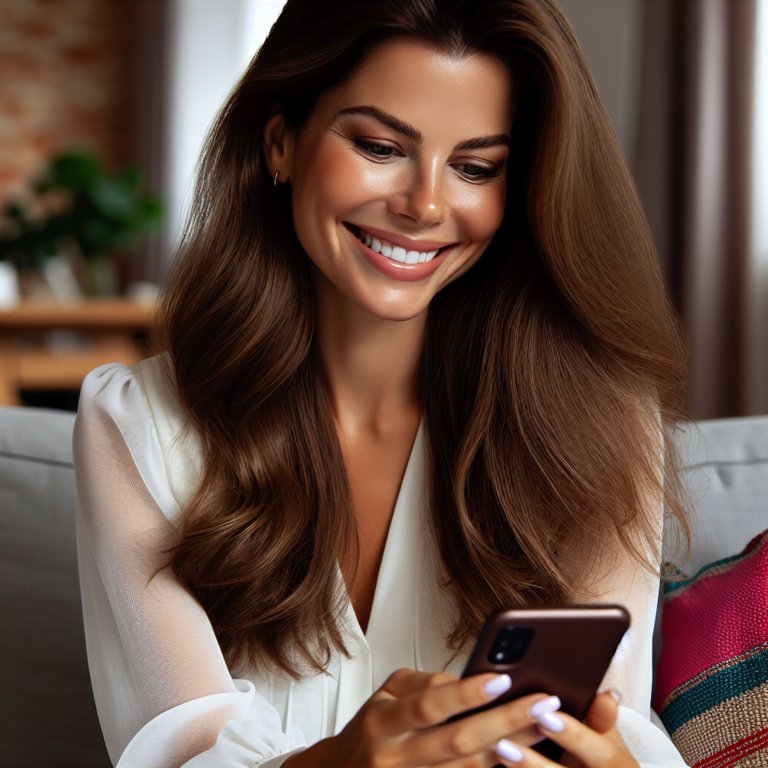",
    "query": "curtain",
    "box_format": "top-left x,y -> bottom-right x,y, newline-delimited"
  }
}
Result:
634,0 -> 758,419
132,0 -> 172,285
